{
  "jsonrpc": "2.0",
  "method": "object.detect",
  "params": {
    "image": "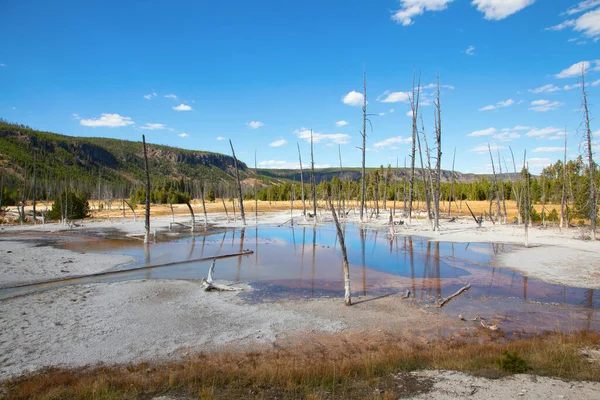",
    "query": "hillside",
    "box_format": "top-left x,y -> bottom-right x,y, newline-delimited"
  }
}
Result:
259,167 -> 521,184
0,120 -> 248,185
0,121 -> 519,190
